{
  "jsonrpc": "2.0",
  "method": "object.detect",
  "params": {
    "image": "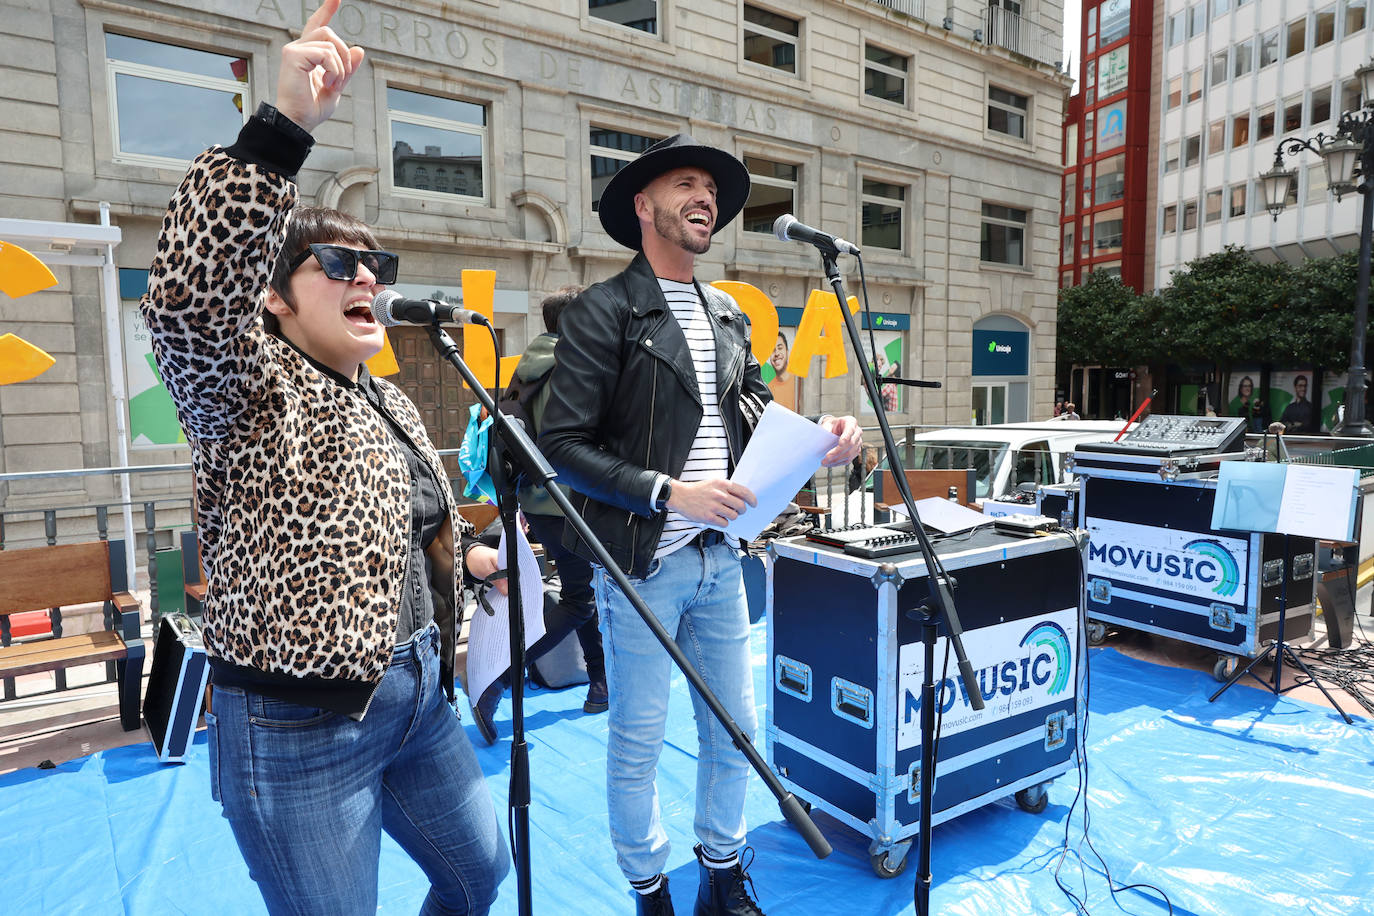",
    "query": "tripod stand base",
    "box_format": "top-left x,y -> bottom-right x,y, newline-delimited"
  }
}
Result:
1208,641 -> 1353,724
